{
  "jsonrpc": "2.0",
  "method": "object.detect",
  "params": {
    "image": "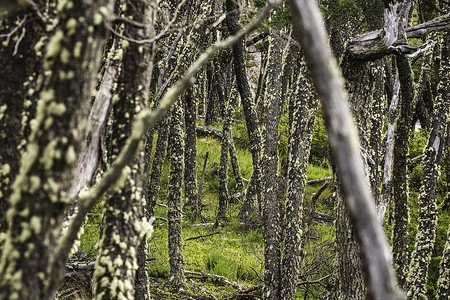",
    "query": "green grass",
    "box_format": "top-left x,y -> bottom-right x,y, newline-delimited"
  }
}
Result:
78,132 -> 335,299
